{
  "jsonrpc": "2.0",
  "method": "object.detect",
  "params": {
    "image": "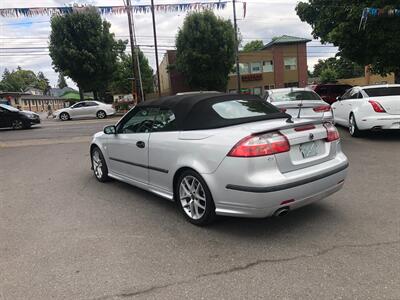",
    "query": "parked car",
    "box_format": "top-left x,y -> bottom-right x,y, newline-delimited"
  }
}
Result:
53,101 -> 115,121
0,104 -> 40,129
332,84 -> 400,137
90,93 -> 348,225
264,88 -> 333,122
310,84 -> 352,104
